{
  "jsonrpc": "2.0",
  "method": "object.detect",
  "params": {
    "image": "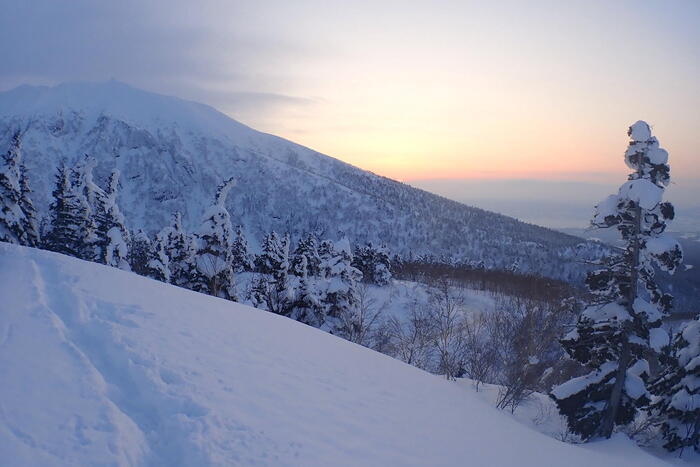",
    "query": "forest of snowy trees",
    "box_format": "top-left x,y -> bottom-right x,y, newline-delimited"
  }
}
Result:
1,122 -> 698,455
0,129 -> 402,344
